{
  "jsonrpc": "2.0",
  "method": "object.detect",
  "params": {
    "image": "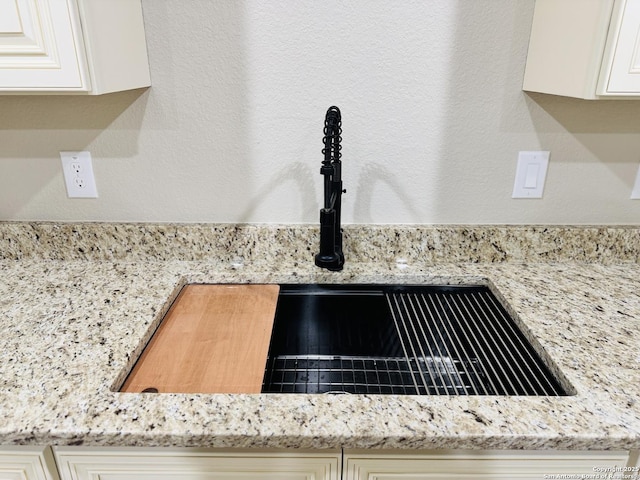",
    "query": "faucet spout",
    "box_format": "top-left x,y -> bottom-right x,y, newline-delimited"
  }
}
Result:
315,106 -> 345,271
